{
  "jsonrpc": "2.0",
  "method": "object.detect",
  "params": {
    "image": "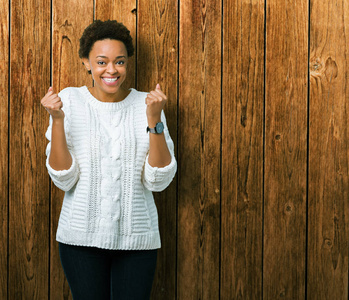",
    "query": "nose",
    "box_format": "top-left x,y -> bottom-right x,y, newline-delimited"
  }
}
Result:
107,62 -> 117,74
